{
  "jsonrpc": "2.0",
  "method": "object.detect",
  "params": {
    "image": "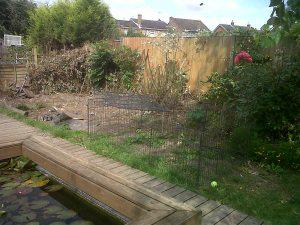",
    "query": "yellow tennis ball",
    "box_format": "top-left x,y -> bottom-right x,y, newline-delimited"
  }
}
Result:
211,181 -> 218,188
